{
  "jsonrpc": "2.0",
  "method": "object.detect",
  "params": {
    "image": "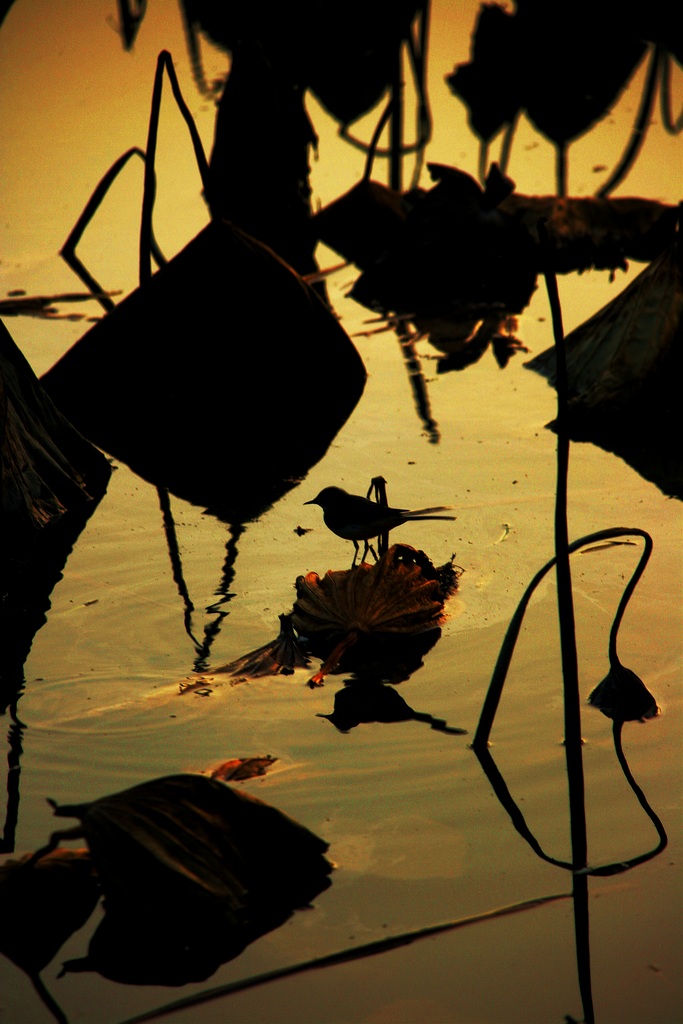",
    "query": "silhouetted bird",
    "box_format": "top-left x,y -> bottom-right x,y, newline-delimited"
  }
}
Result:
305,486 -> 455,566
